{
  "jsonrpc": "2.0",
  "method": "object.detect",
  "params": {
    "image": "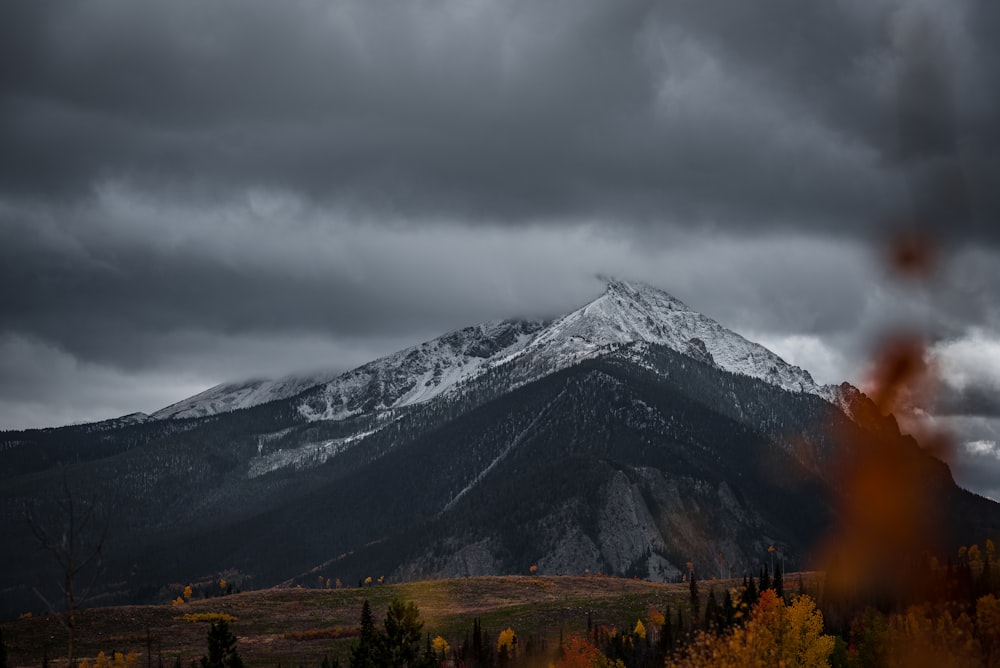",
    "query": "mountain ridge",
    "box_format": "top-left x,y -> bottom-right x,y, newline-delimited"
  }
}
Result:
151,279 -> 837,426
